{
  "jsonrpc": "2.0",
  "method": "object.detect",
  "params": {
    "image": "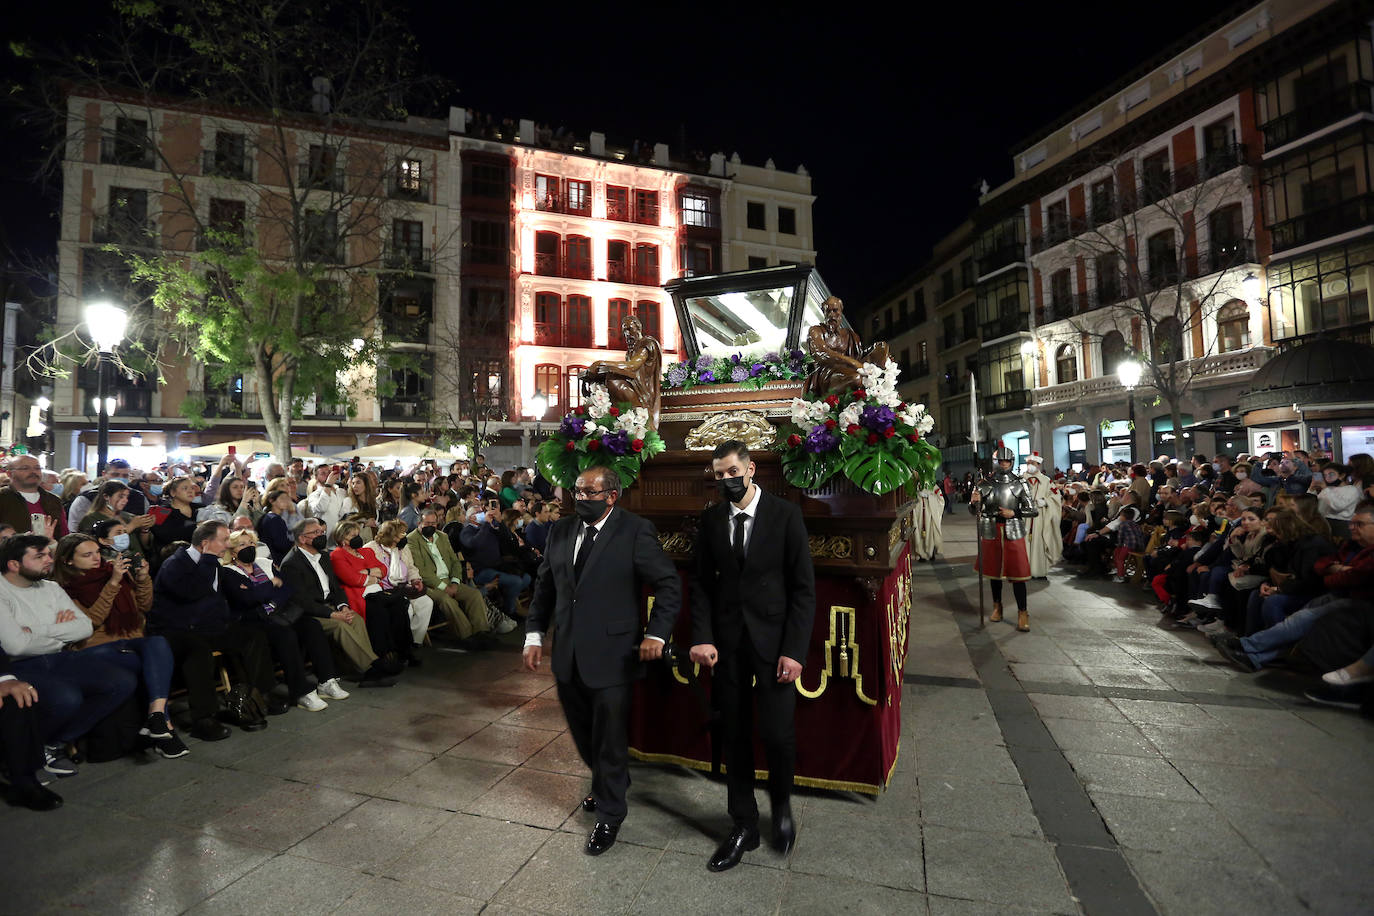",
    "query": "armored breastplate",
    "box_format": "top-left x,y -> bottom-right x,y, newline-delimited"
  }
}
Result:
975,471 -> 1037,541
